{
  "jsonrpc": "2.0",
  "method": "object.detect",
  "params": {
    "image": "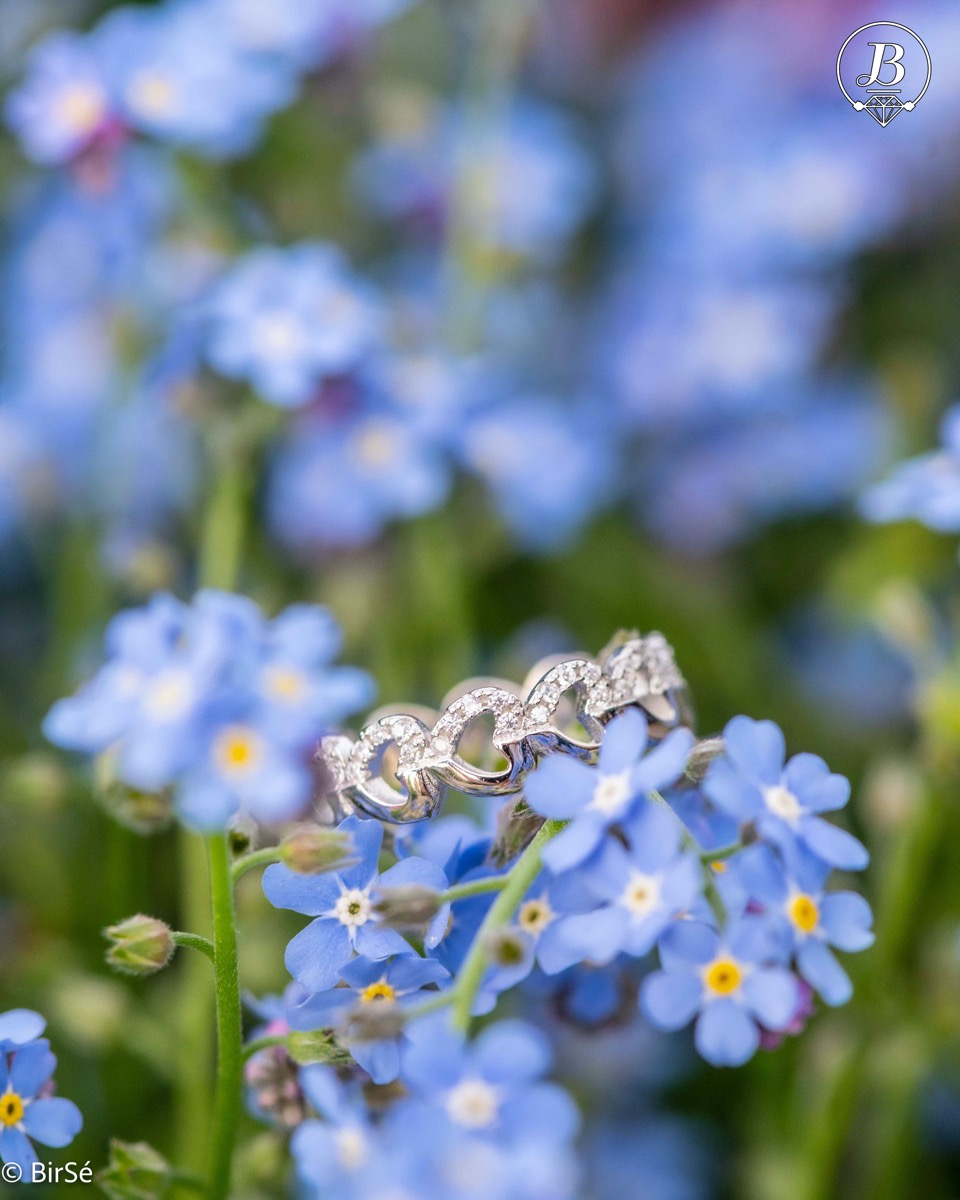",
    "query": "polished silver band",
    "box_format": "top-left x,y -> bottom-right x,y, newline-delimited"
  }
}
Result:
320,632 -> 692,824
